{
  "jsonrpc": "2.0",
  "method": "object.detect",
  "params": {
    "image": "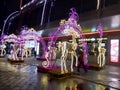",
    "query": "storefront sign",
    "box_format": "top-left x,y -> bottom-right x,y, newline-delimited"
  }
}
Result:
110,39 -> 119,62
